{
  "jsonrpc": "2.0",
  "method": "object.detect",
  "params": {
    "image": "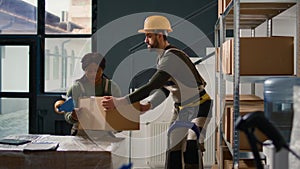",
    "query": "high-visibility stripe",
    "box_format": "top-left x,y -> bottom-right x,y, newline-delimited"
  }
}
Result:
179,93 -> 210,110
